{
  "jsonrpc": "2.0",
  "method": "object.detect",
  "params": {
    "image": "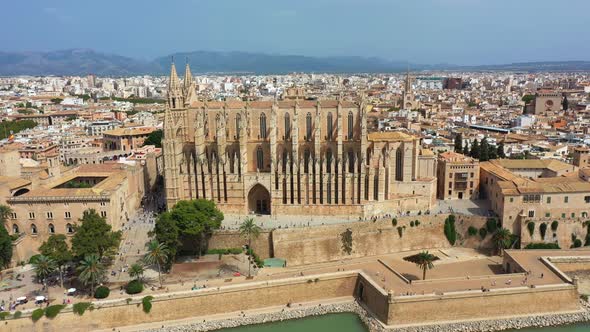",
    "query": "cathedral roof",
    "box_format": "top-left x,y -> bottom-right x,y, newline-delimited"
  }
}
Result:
188,100 -> 358,109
